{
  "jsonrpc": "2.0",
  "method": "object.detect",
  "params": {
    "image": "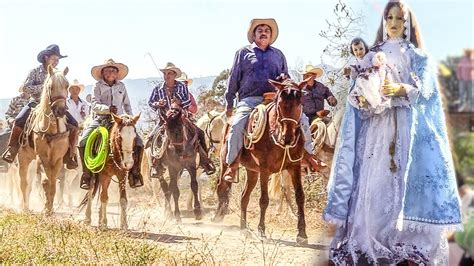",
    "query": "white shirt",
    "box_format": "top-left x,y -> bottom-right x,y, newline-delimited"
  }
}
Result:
67,97 -> 90,126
